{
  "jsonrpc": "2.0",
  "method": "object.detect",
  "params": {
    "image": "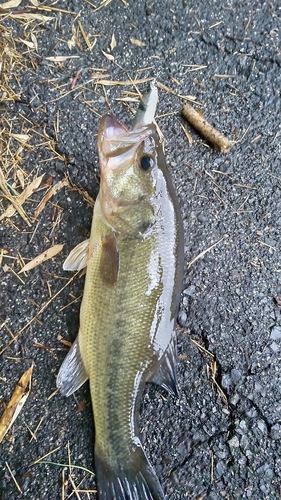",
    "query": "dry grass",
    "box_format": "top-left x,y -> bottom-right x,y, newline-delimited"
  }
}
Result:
0,23 -> 22,103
